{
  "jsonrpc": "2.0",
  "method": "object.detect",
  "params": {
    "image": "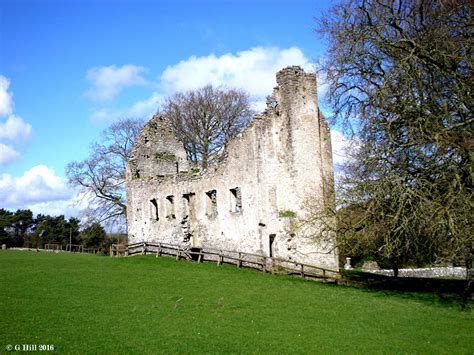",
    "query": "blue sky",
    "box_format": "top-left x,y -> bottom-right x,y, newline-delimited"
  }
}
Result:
0,0 -> 347,218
